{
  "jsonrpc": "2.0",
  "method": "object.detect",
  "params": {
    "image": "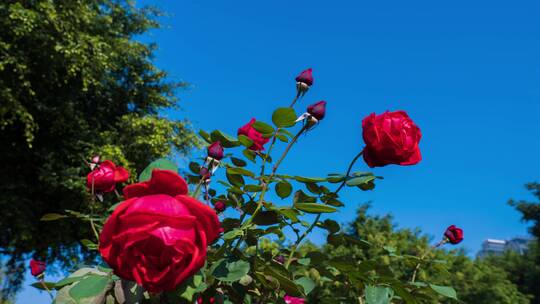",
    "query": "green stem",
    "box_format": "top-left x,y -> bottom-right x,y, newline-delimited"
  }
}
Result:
411,239 -> 446,282
39,277 -> 53,300
335,149 -> 364,194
